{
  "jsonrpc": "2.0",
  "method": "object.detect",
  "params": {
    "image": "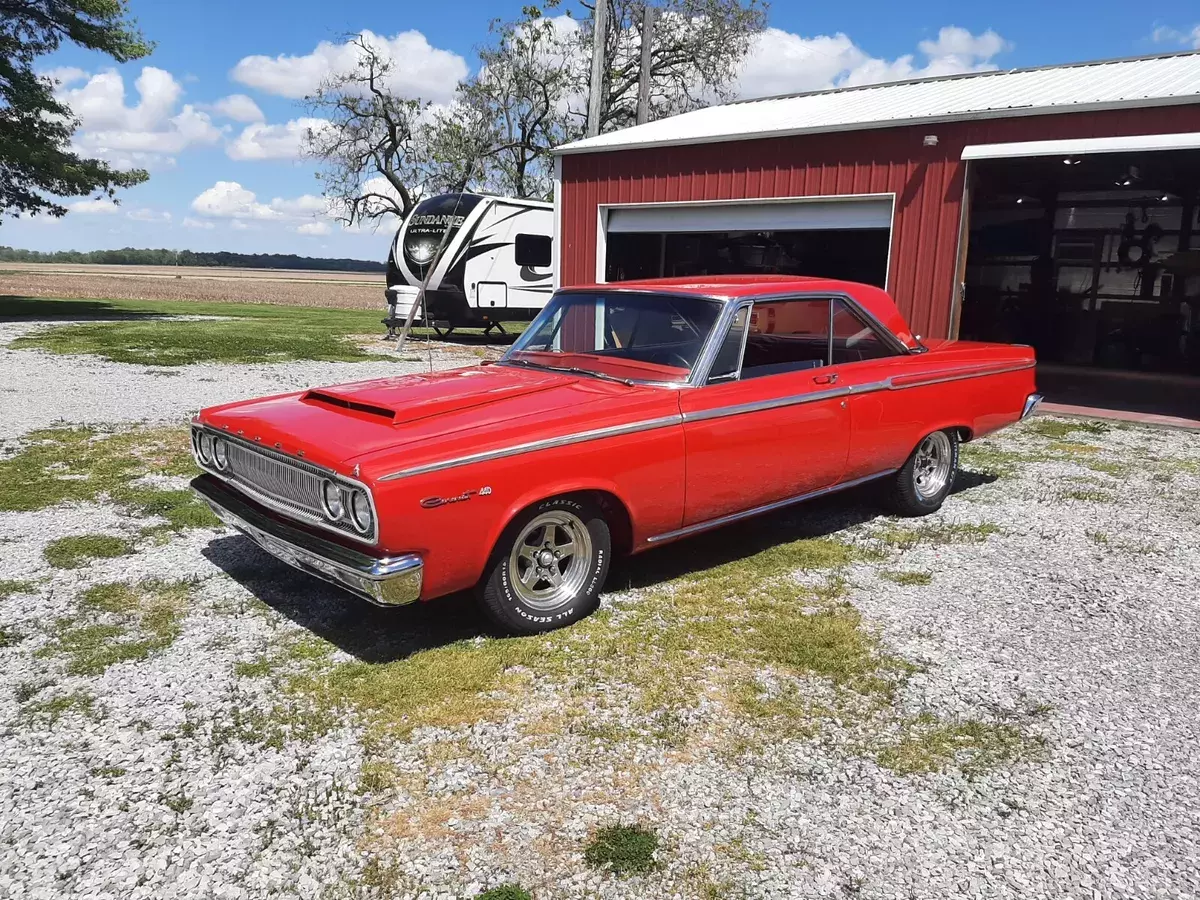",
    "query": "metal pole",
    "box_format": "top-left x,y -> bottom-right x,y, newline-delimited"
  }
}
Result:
586,0 -> 608,137
636,5 -> 655,126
